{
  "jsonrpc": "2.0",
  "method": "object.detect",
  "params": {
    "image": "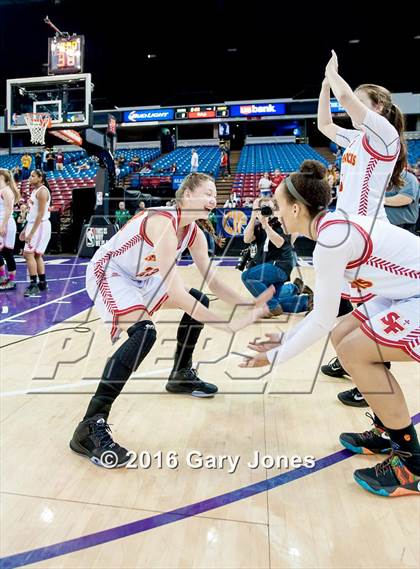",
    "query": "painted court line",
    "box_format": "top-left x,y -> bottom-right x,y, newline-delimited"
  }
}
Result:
0,367 -> 173,397
1,412 -> 419,569
0,288 -> 87,324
